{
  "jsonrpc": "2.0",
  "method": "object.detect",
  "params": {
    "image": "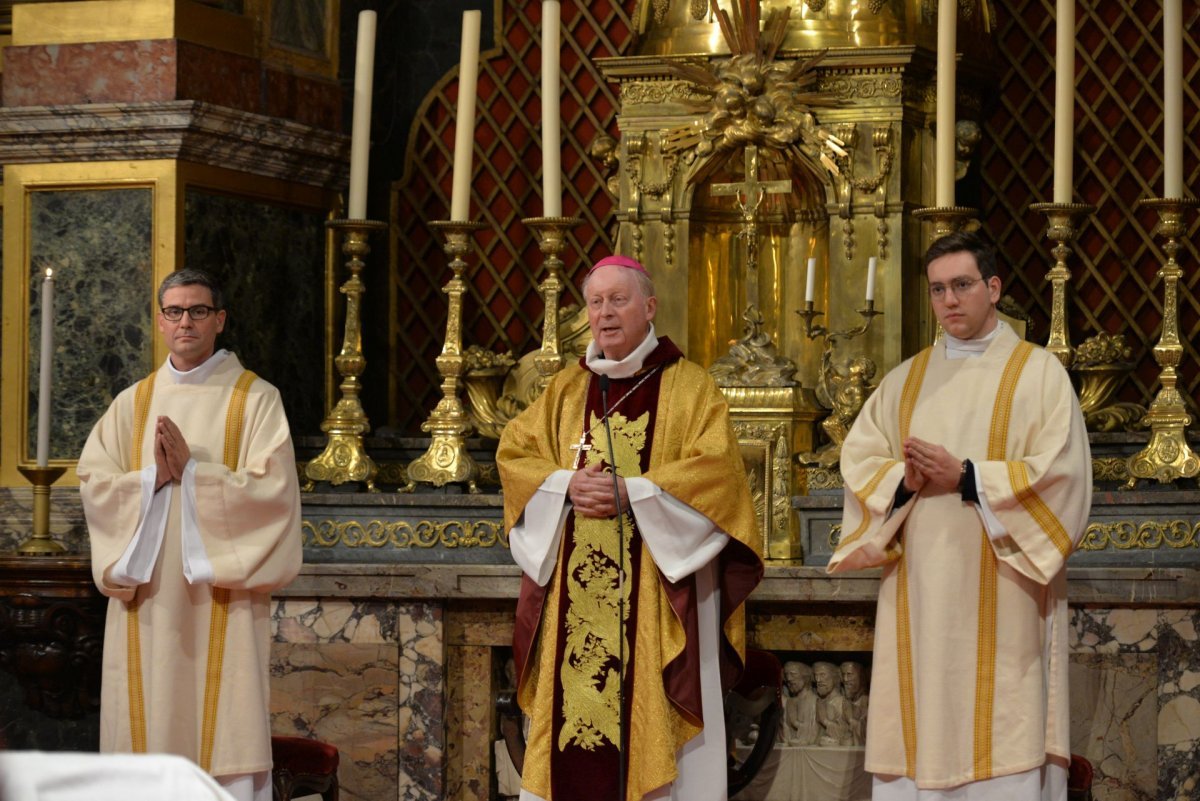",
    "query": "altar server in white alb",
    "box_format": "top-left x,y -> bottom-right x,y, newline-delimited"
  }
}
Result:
829,231 -> 1092,801
78,269 -> 303,801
